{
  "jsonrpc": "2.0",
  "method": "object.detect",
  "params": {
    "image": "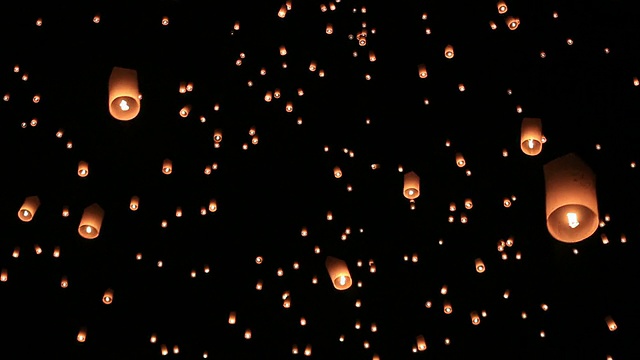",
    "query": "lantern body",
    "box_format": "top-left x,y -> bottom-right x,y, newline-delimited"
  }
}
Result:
78,203 -> 105,239
325,256 -> 352,290
18,195 -> 40,222
78,160 -> 89,177
520,117 -> 543,156
403,171 -> 420,199
108,67 -> 141,121
544,153 -> 598,243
